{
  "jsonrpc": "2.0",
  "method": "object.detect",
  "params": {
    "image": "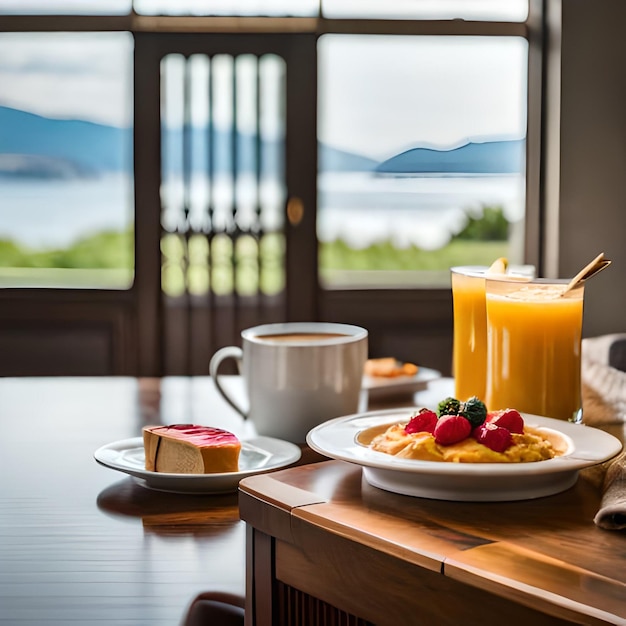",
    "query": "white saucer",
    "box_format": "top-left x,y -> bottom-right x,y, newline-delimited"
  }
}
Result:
94,435 -> 301,494
363,366 -> 441,401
